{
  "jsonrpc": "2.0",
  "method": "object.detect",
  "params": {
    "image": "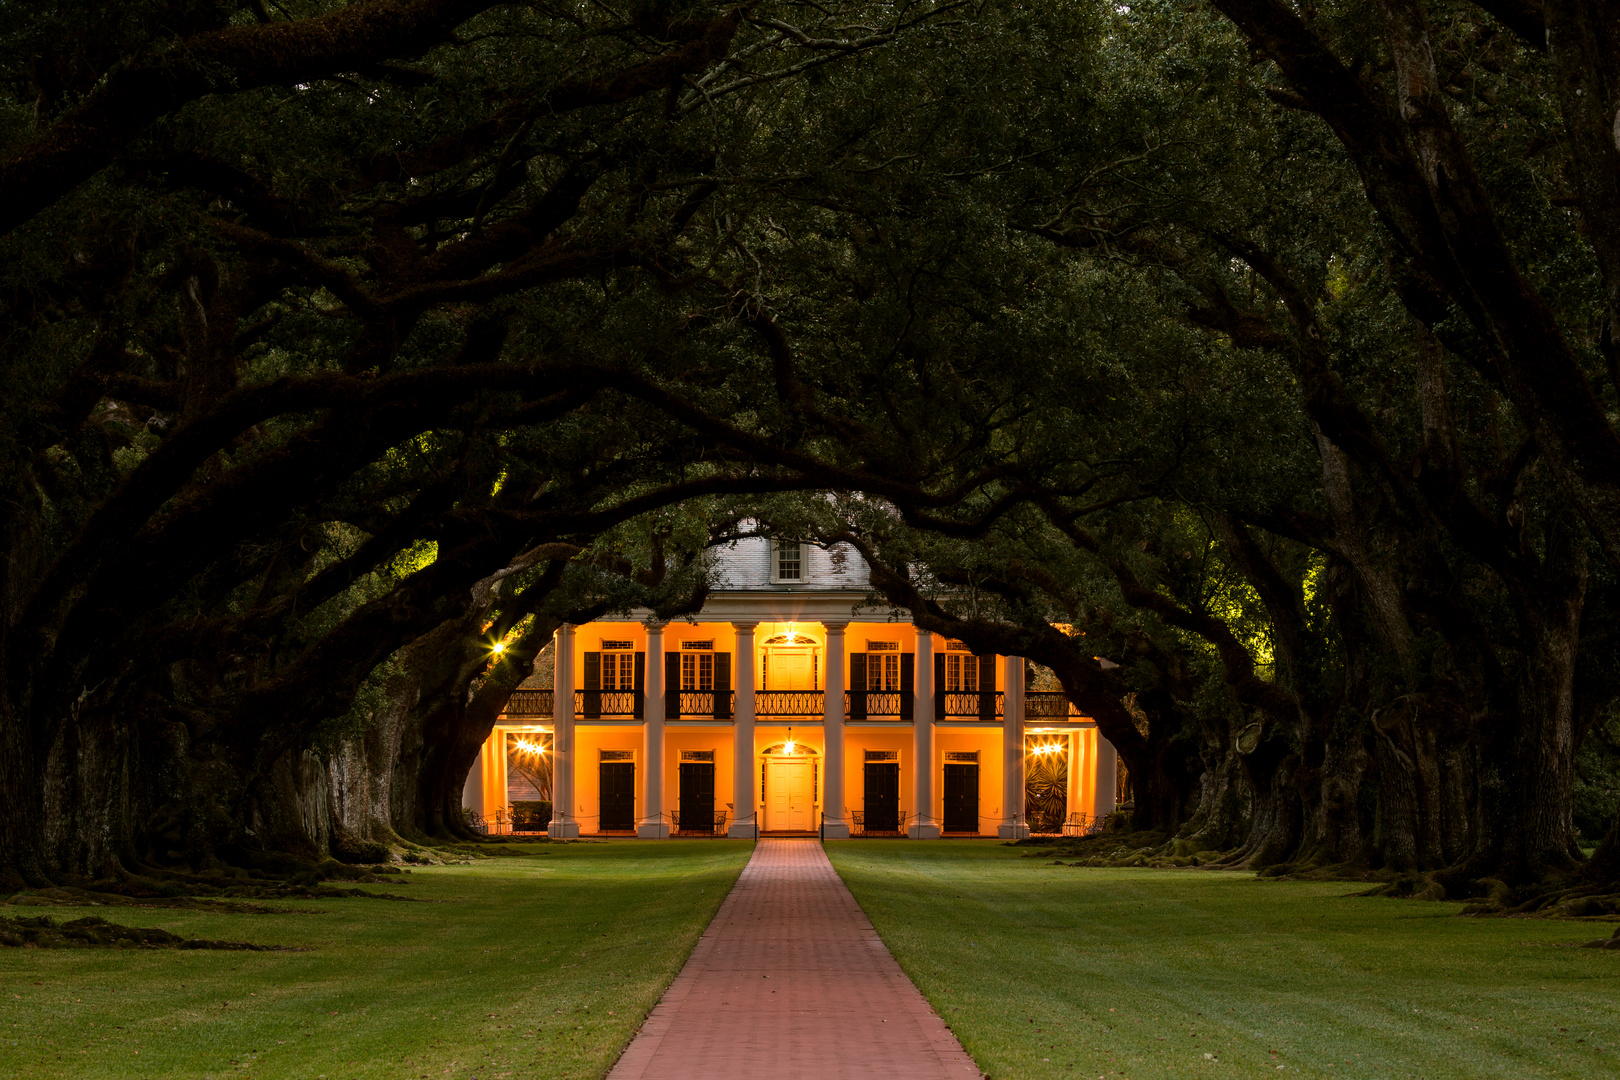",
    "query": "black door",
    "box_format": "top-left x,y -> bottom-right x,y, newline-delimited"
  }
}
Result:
679,763 -> 716,833
943,763 -> 979,833
864,762 -> 900,832
599,762 -> 635,830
